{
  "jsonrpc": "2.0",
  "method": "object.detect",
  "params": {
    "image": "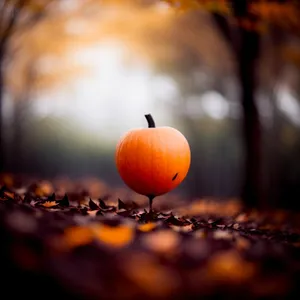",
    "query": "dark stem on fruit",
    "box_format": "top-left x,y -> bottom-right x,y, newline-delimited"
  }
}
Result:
148,195 -> 155,213
145,114 -> 155,128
